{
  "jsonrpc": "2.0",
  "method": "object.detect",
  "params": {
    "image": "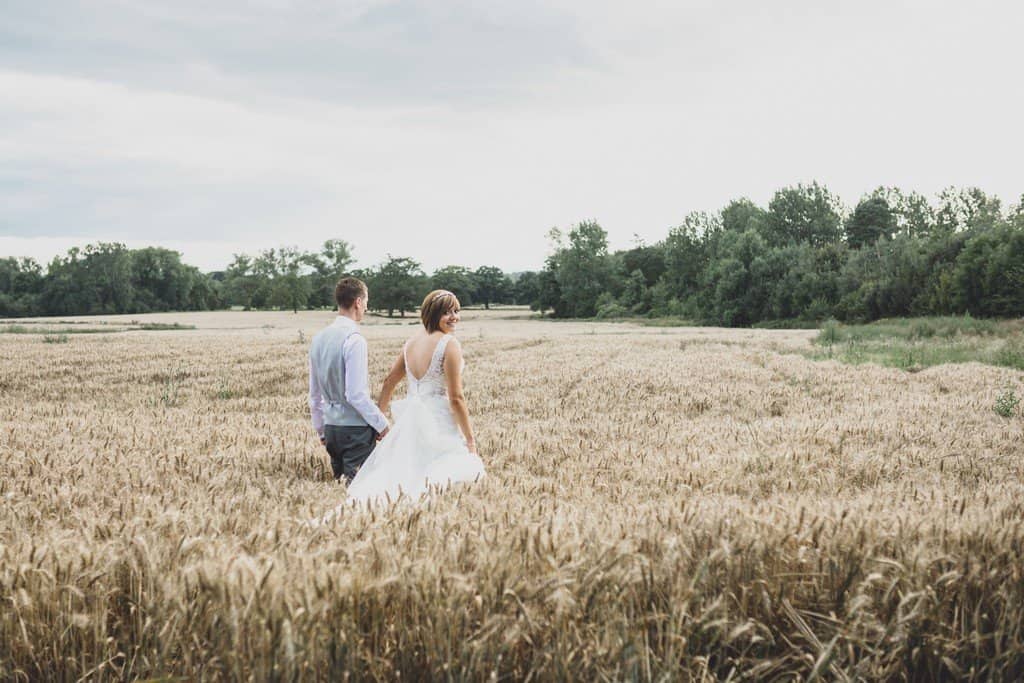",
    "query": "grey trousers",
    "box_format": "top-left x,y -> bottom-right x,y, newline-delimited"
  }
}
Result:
323,425 -> 377,483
